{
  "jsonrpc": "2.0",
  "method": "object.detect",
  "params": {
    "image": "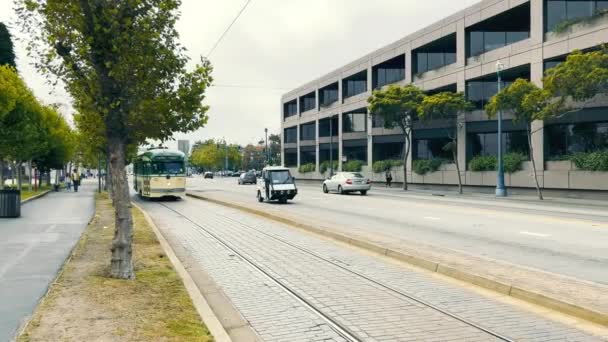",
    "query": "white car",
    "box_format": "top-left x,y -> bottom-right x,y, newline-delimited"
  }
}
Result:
323,172 -> 371,195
